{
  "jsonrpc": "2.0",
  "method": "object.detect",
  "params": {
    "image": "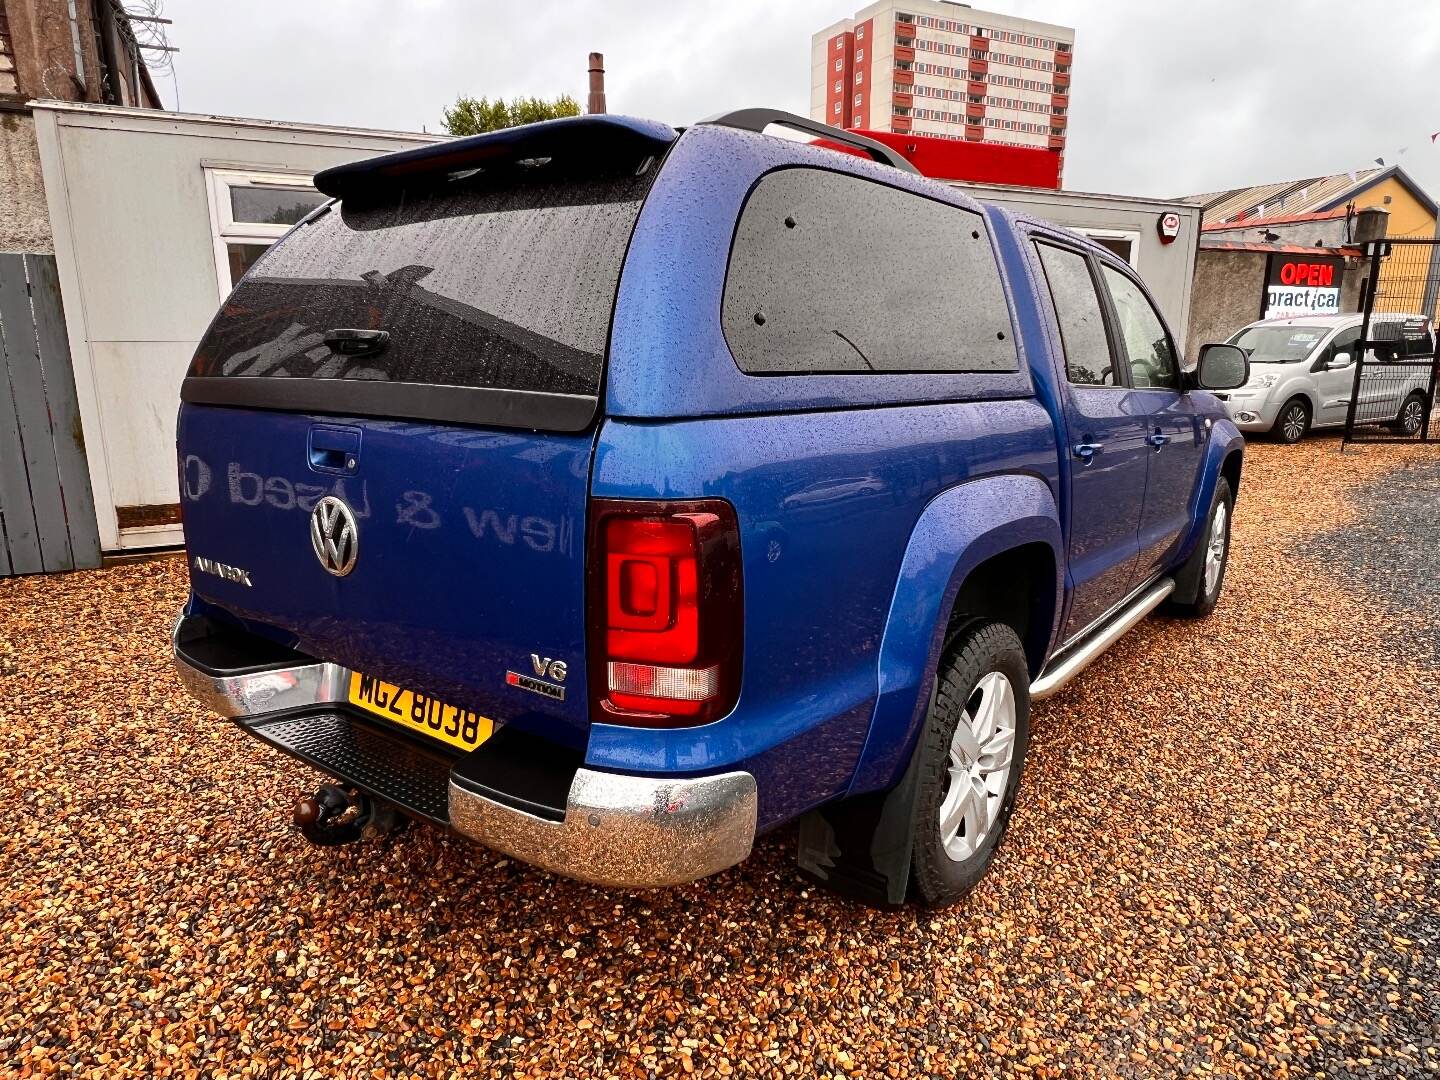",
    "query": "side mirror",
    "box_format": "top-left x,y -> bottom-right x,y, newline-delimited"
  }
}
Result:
1193,343 -> 1248,391
1327,351 -> 1353,370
